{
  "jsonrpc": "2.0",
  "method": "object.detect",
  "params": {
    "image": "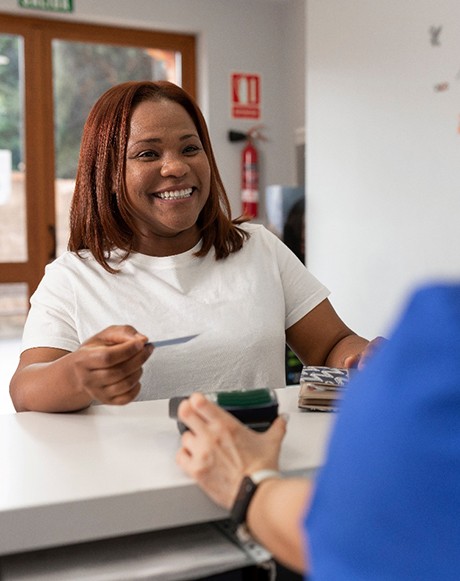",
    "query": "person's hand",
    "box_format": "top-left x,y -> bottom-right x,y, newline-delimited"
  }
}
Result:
69,325 -> 154,405
176,392 -> 288,509
343,336 -> 387,370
